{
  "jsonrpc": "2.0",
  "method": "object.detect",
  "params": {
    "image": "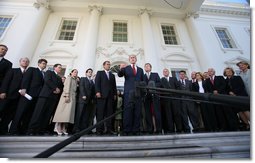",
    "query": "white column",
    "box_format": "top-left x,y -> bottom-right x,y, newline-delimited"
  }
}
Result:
80,5 -> 102,71
18,0 -> 50,62
185,13 -> 211,71
139,8 -> 159,72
